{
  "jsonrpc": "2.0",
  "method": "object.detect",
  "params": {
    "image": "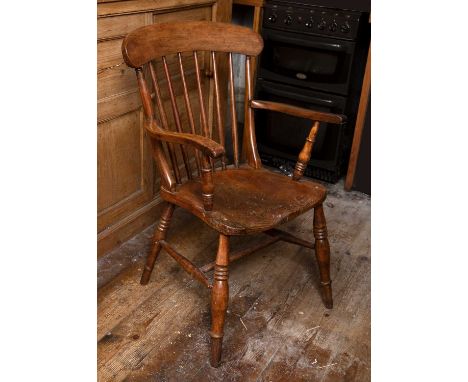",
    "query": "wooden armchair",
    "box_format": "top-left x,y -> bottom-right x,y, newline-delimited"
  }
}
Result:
121,21 -> 346,367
